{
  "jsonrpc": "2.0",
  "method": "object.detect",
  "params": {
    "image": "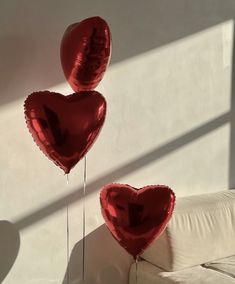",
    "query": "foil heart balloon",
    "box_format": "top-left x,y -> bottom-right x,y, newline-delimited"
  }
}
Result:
100,184 -> 175,258
60,16 -> 111,92
24,90 -> 106,174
